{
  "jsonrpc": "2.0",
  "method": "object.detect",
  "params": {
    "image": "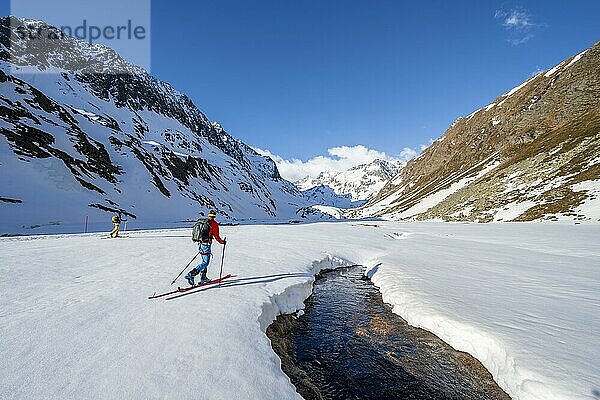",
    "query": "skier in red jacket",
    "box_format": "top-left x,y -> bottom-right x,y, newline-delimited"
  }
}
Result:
185,210 -> 226,285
